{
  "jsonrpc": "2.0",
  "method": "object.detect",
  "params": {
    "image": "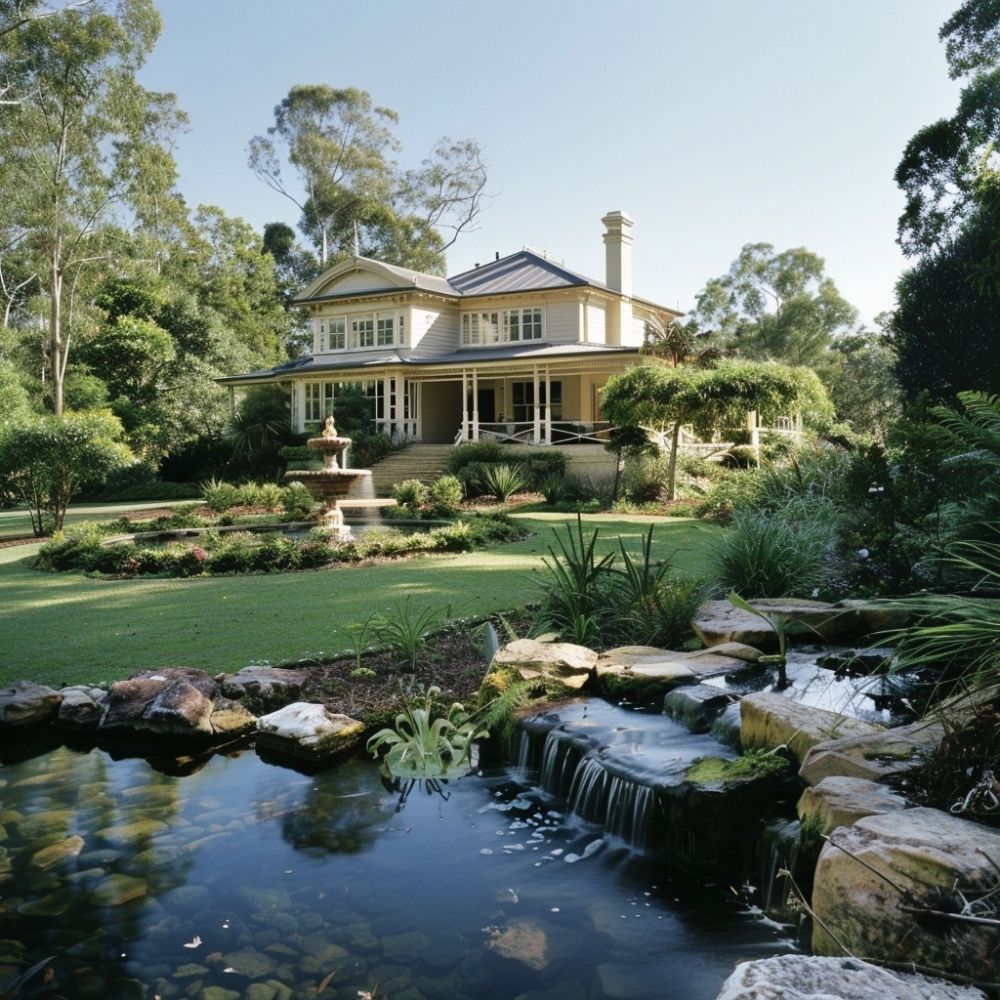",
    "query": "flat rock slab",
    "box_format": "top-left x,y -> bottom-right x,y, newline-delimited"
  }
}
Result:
596,643 -> 761,698
812,807 -> 1000,984
0,681 -> 62,728
693,599 -> 890,650
219,666 -> 311,708
716,955 -> 986,999
798,776 -> 908,836
256,702 -> 364,760
799,718 -> 944,786
741,691 -> 882,761
492,639 -> 597,690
